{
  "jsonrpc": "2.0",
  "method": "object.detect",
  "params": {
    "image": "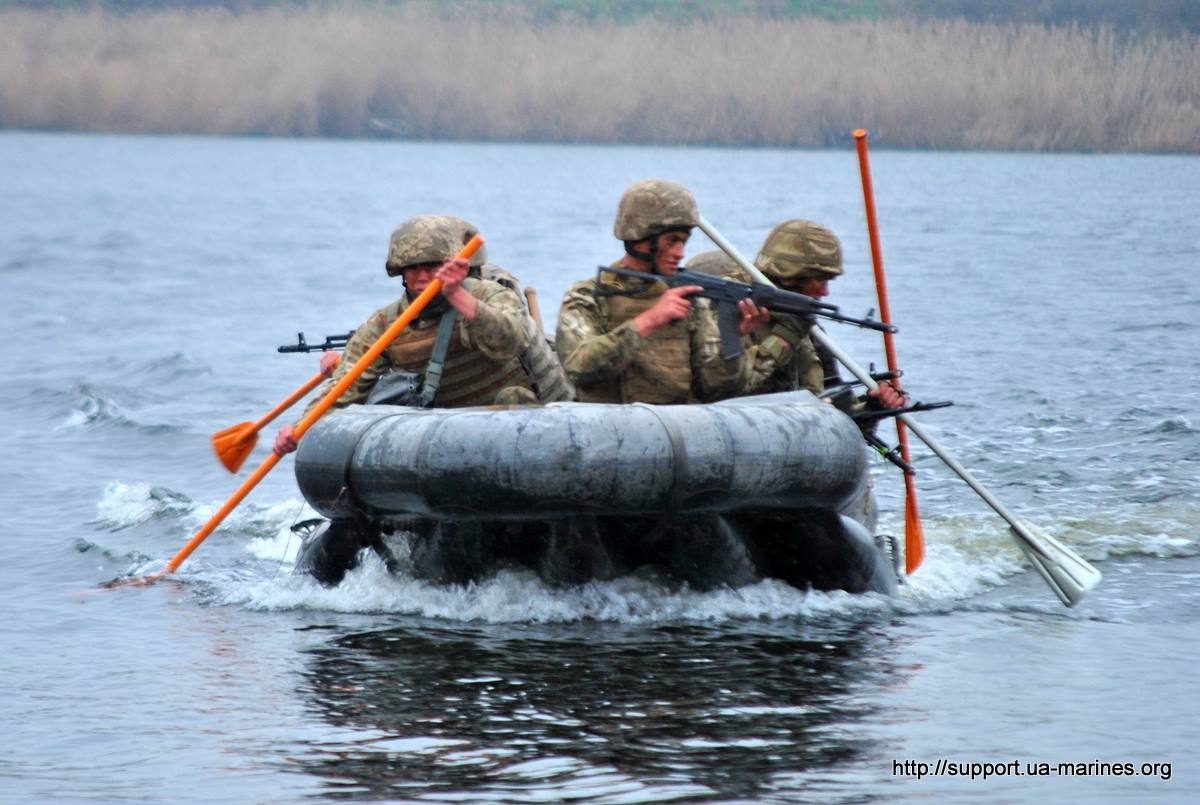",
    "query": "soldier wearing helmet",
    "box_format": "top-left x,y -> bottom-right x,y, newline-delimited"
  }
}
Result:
711,219 -> 903,407
273,214 -> 534,454
555,179 -> 765,404
742,219 -> 846,395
